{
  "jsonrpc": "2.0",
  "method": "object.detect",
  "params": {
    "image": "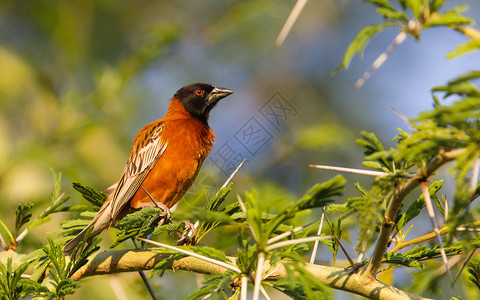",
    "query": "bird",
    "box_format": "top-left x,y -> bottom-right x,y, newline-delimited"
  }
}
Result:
63,83 -> 233,256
